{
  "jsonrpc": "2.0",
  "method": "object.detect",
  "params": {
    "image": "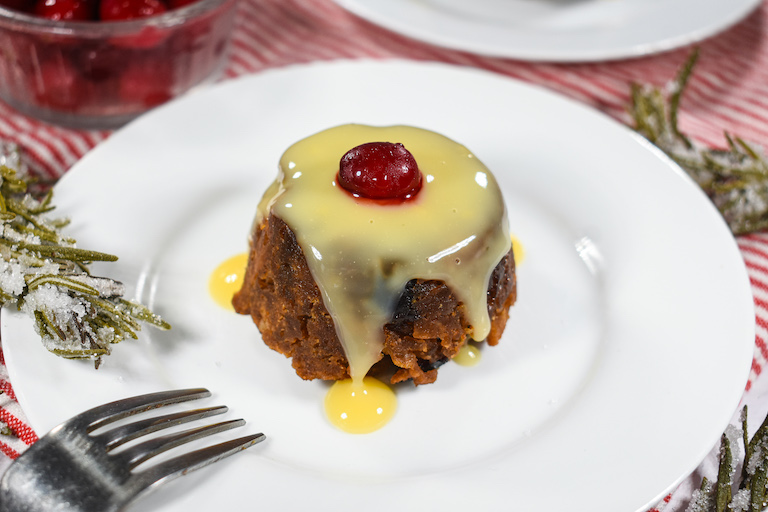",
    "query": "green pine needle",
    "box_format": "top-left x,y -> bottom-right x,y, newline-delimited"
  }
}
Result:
630,48 -> 768,235
0,144 -> 170,368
